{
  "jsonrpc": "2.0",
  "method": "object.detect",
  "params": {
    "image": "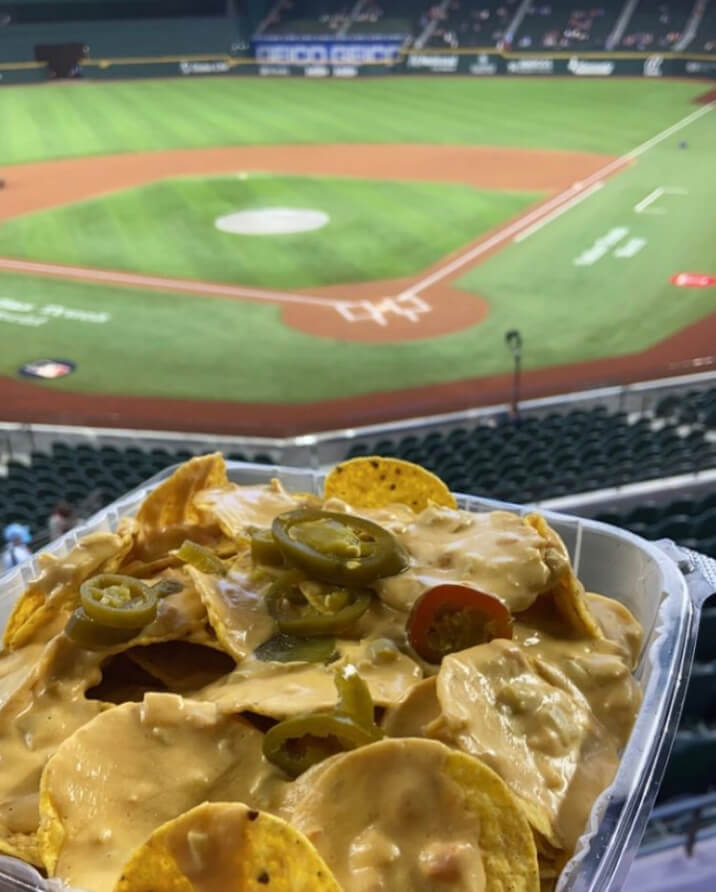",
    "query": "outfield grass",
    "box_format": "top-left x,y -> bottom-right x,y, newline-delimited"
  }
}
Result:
0,78 -> 707,165
0,175 -> 538,288
456,108 -> 716,361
